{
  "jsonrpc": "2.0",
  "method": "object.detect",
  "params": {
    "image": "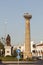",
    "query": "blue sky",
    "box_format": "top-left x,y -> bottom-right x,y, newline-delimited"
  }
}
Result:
0,0 -> 43,45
